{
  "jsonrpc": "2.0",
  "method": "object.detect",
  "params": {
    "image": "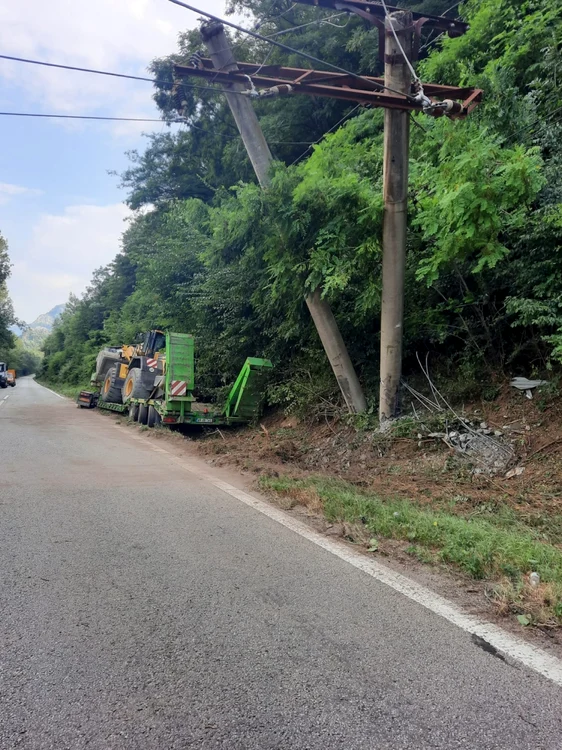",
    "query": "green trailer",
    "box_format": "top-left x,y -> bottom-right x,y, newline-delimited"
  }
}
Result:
77,332 -> 272,428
